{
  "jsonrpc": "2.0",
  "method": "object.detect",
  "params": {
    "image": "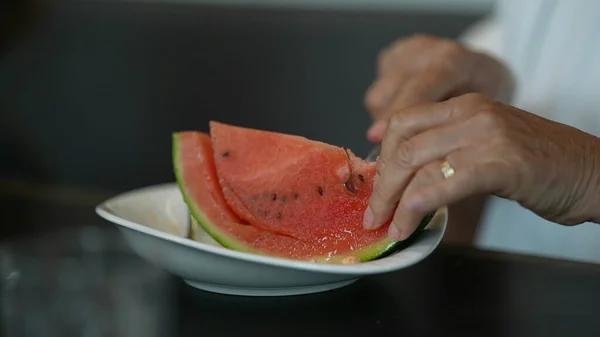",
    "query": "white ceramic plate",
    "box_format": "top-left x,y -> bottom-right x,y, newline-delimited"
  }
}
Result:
95,183 -> 447,296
